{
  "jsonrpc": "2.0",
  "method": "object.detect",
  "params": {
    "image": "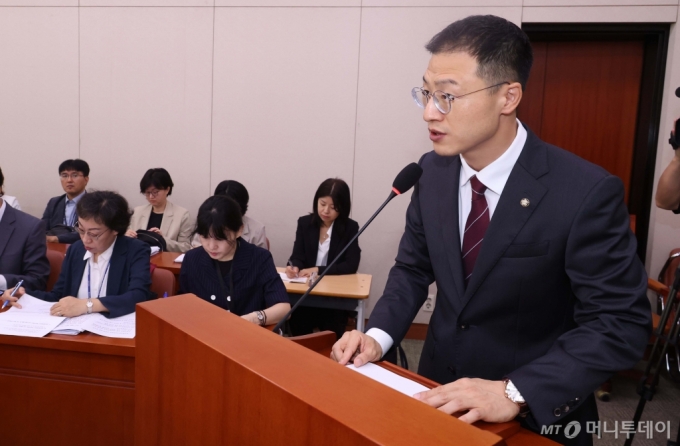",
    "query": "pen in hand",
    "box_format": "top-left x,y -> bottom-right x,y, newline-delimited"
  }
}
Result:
2,279 -> 24,309
287,260 -> 298,278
